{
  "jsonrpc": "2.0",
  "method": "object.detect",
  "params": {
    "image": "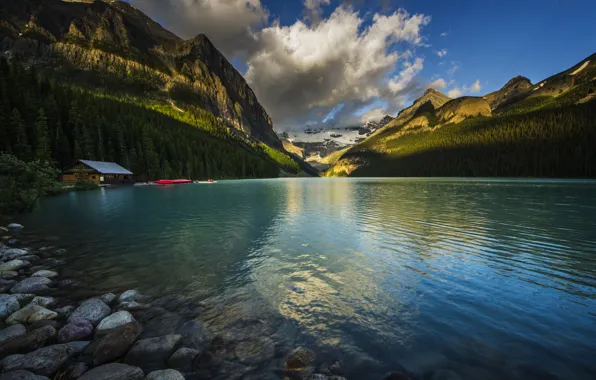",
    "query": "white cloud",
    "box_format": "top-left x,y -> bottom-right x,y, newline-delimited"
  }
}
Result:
447,63 -> 459,75
440,32 -> 448,37
129,1 -> 432,130
428,78 -> 447,89
360,107 -> 387,123
436,49 -> 448,57
468,79 -> 481,93
447,88 -> 462,98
